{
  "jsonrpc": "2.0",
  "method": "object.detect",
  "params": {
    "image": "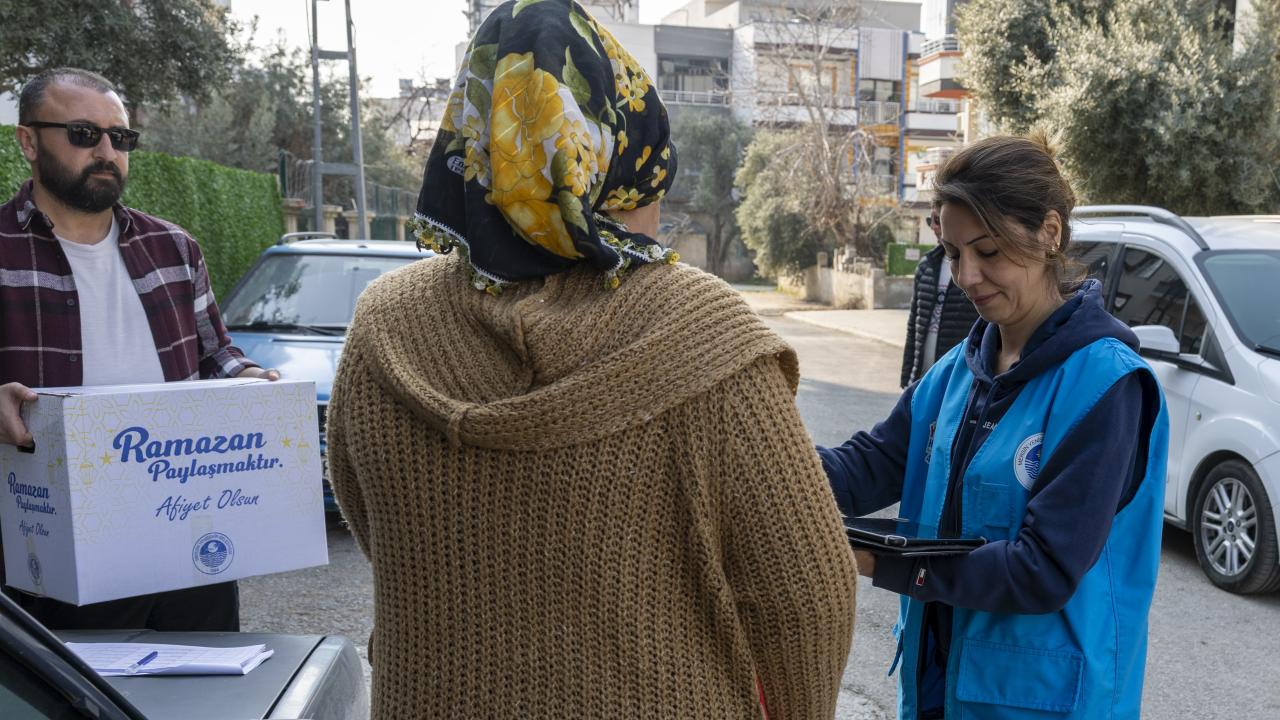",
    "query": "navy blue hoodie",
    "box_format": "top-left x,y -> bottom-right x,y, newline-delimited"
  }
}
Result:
818,280 -> 1161,704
